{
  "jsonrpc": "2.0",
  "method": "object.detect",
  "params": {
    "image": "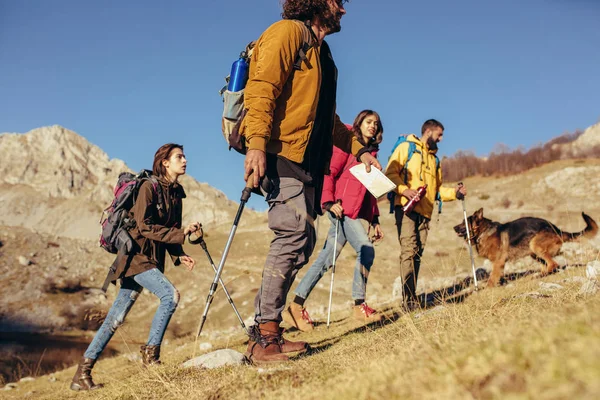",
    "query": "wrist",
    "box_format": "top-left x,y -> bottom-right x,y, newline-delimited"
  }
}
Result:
355,147 -> 369,161
246,137 -> 268,153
